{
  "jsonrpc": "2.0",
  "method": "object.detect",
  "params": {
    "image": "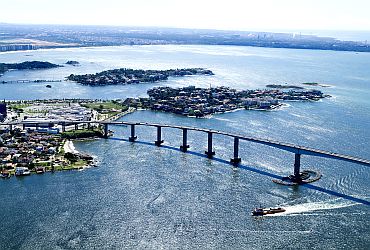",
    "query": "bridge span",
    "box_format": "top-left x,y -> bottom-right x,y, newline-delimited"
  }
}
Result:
3,120 -> 370,183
